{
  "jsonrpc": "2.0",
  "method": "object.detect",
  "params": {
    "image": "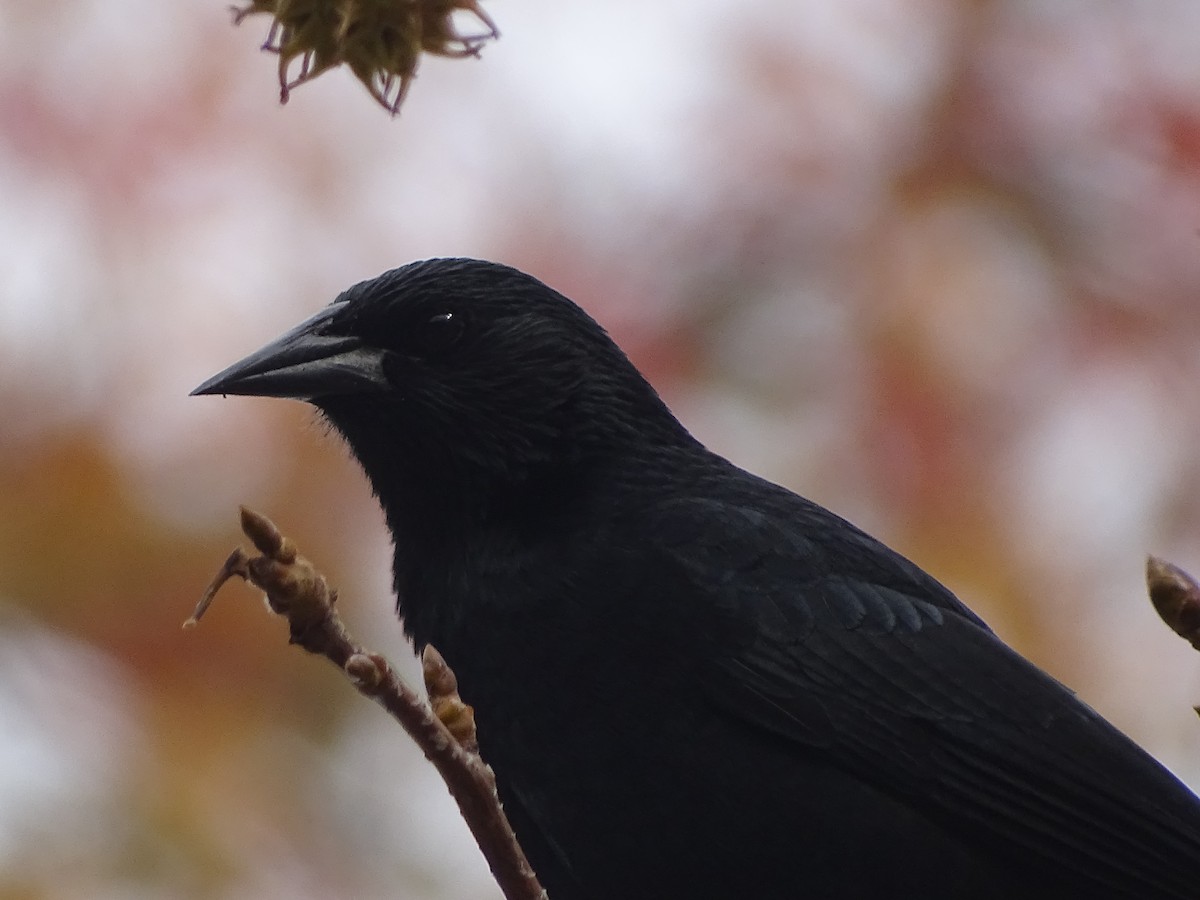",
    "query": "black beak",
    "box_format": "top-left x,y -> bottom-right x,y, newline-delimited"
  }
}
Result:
191,304 -> 389,400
